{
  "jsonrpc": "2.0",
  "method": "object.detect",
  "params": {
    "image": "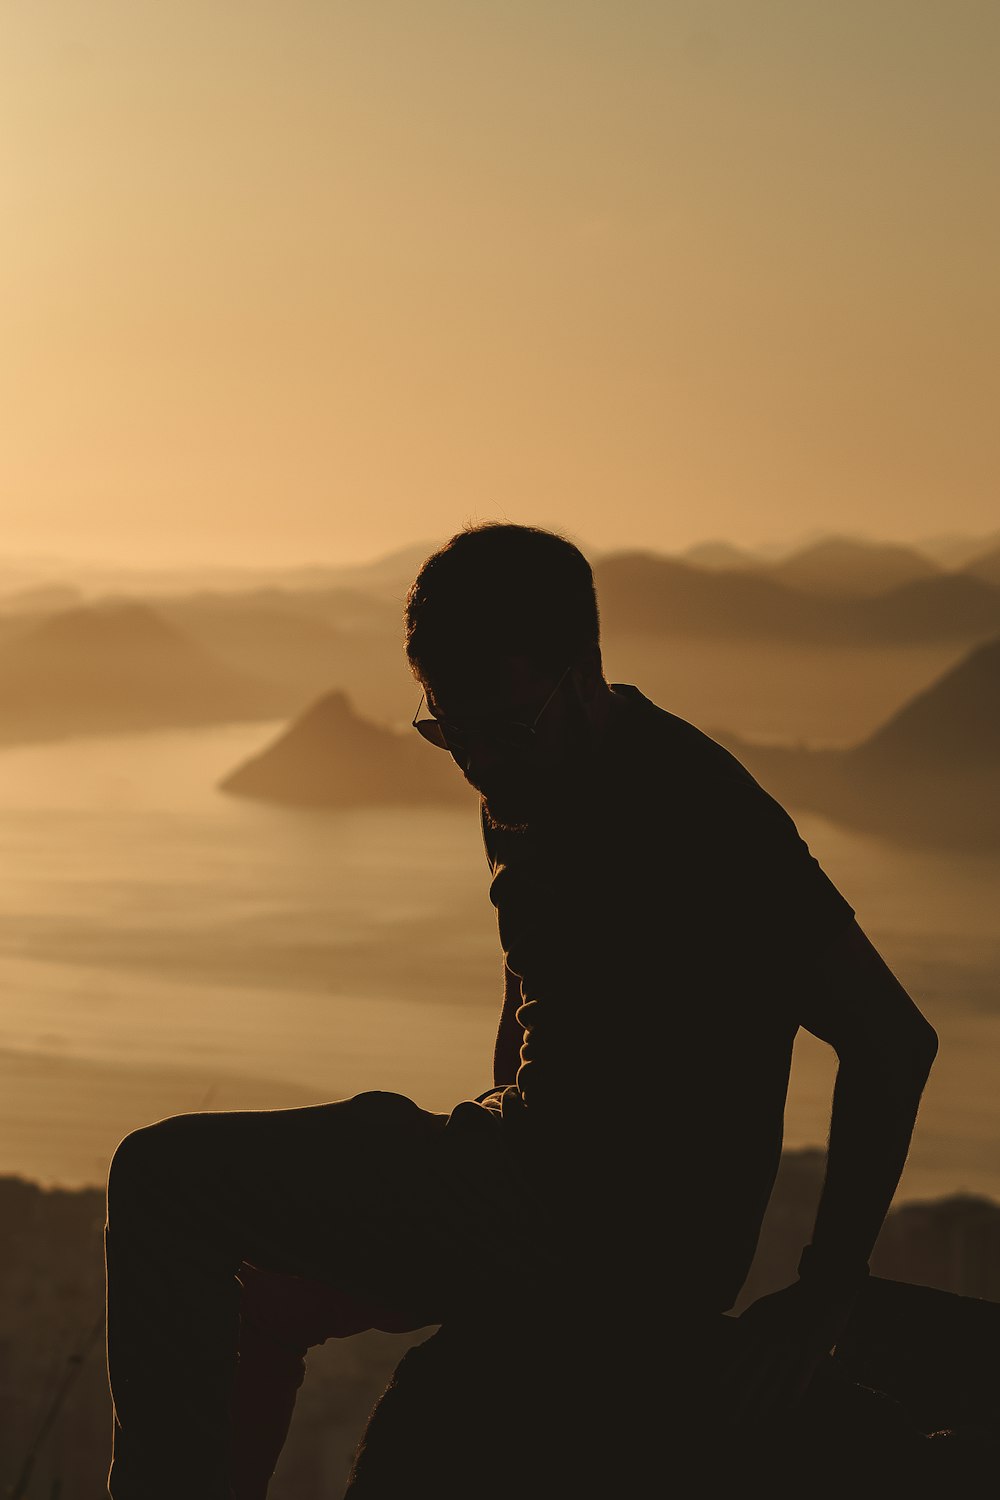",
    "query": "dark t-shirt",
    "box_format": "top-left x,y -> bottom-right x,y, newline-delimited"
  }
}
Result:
480,683 -> 855,1310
